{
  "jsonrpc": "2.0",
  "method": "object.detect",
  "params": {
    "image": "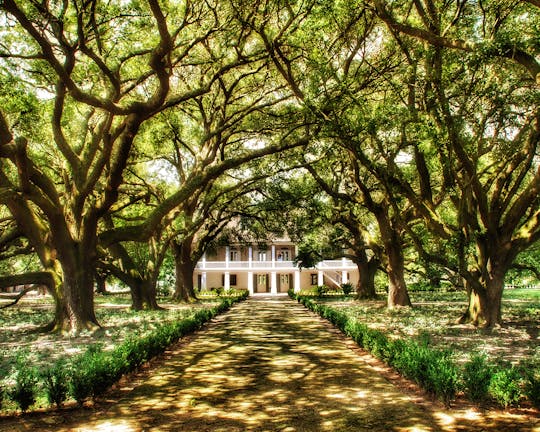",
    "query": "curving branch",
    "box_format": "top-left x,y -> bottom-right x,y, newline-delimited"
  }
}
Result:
372,0 -> 540,83
0,271 -> 54,309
